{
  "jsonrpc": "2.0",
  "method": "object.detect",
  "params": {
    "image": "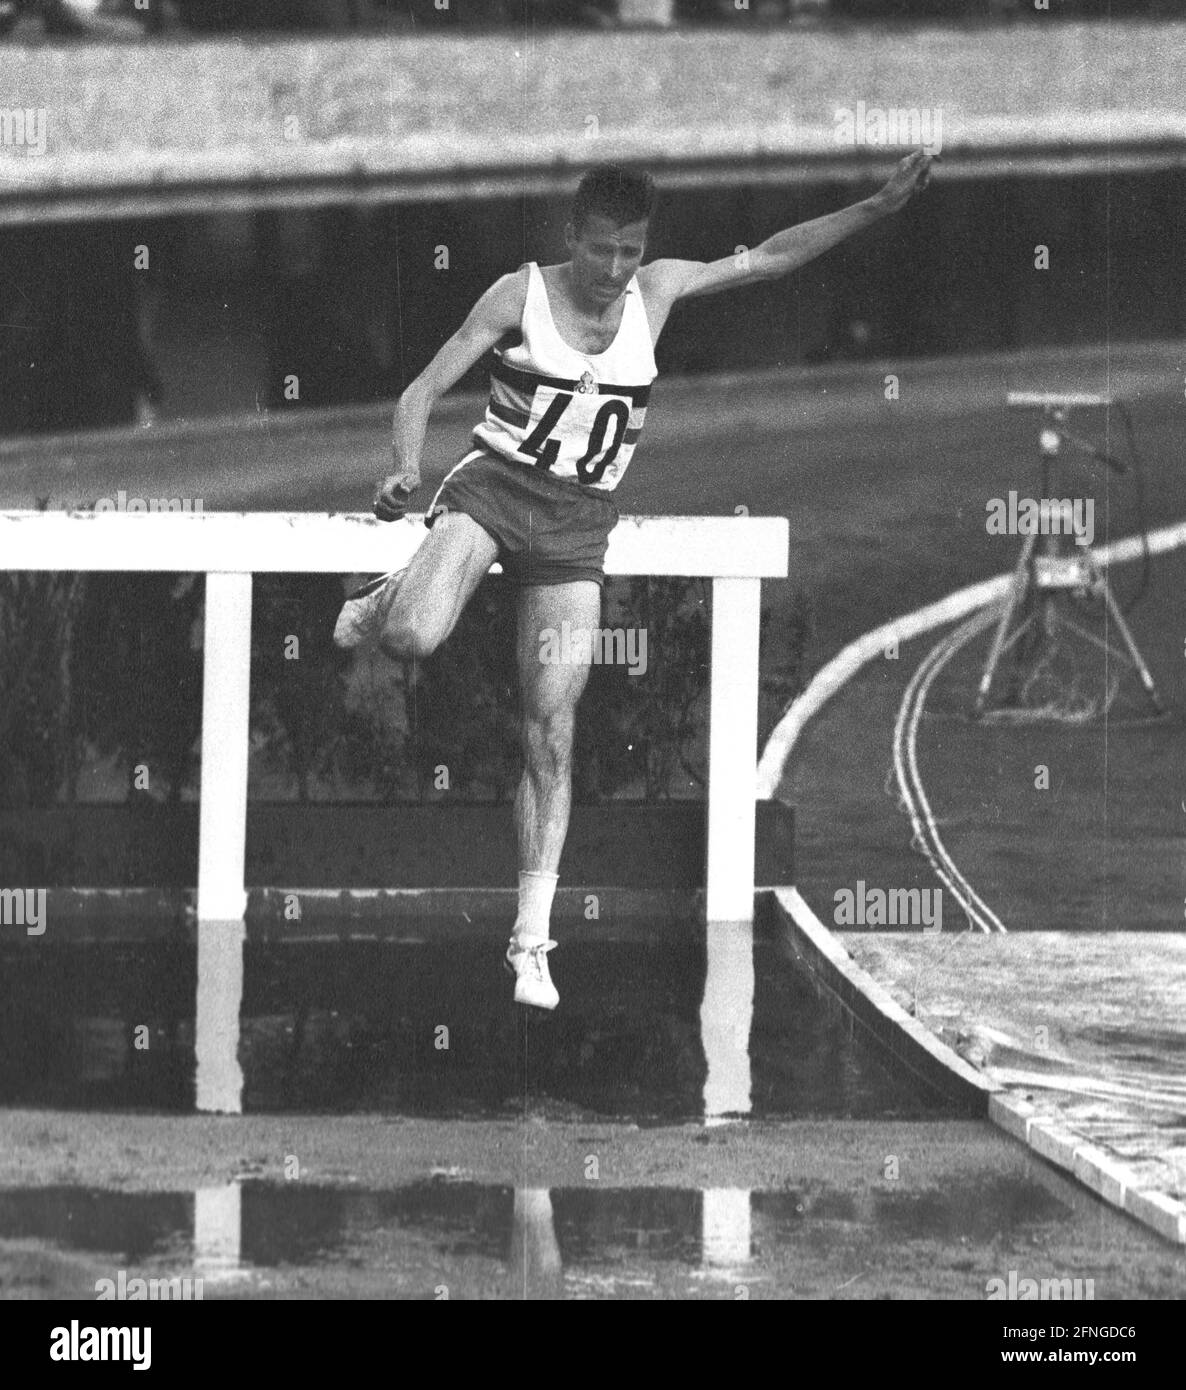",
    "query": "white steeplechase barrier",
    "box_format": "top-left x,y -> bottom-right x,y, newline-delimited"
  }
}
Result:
0,507 -> 787,1111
